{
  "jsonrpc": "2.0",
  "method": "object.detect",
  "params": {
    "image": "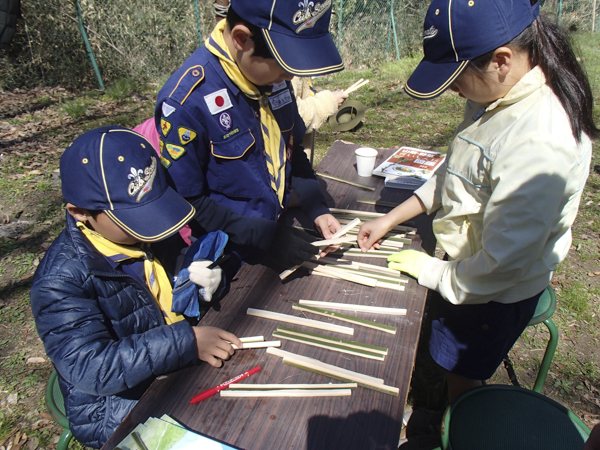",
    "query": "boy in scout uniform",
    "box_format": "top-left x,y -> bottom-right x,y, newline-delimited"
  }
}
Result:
154,0 -> 344,271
